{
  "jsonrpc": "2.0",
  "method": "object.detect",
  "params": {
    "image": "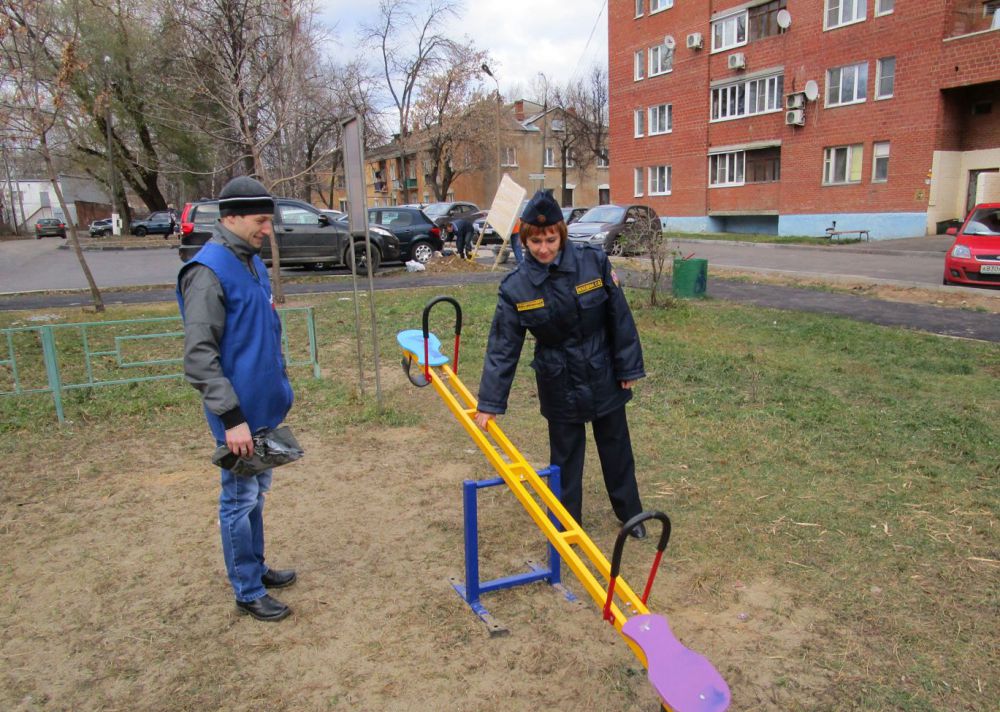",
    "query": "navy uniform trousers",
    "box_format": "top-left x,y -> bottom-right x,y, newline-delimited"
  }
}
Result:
548,405 -> 642,528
